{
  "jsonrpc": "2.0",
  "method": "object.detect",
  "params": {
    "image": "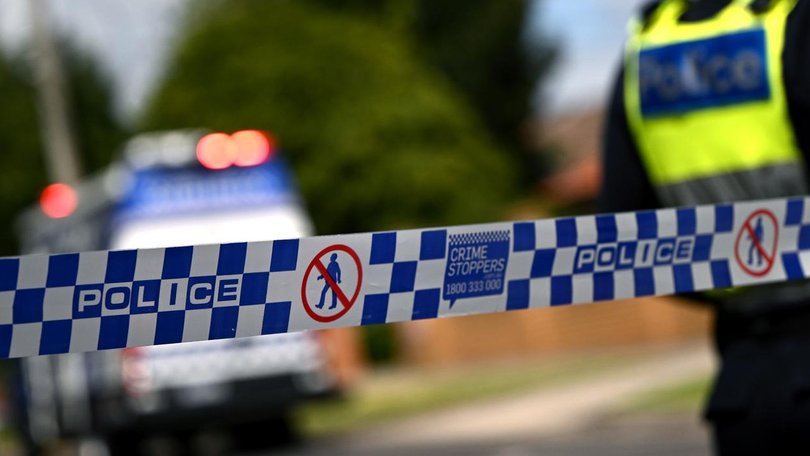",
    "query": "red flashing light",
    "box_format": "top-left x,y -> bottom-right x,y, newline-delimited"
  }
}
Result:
196,132 -> 237,170
196,130 -> 275,170
39,183 -> 78,219
233,130 -> 274,166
